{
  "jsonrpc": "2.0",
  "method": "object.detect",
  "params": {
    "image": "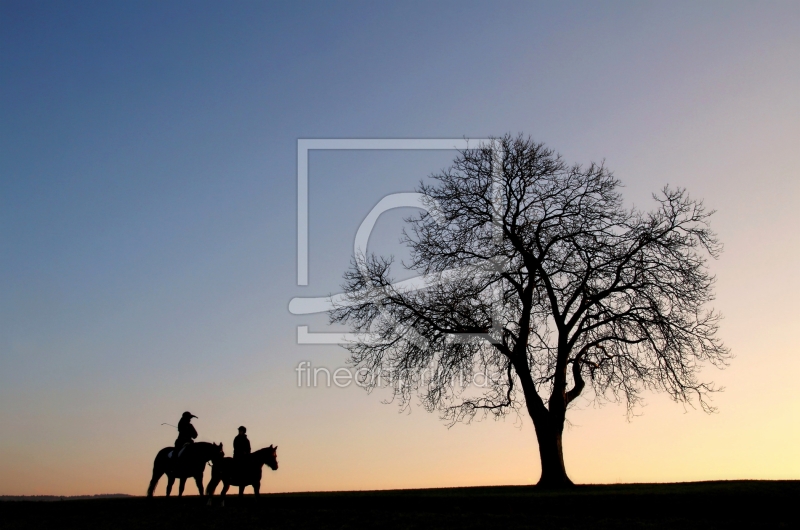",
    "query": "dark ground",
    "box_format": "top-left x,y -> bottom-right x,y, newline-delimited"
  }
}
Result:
1,481 -> 797,529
